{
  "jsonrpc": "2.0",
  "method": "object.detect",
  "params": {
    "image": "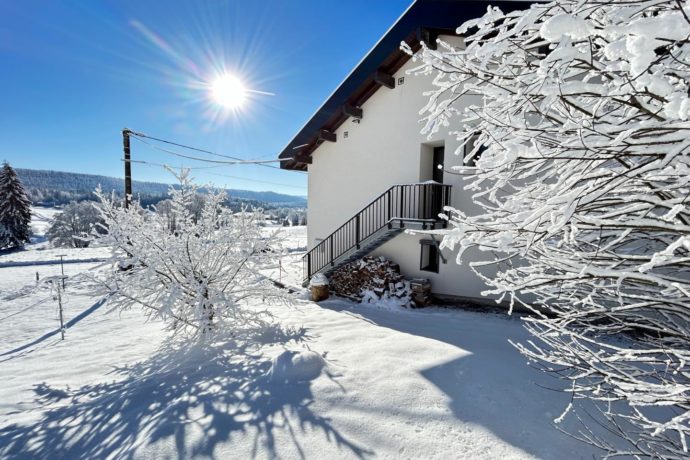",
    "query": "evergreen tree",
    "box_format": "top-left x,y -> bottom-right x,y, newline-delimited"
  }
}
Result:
0,162 -> 32,249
